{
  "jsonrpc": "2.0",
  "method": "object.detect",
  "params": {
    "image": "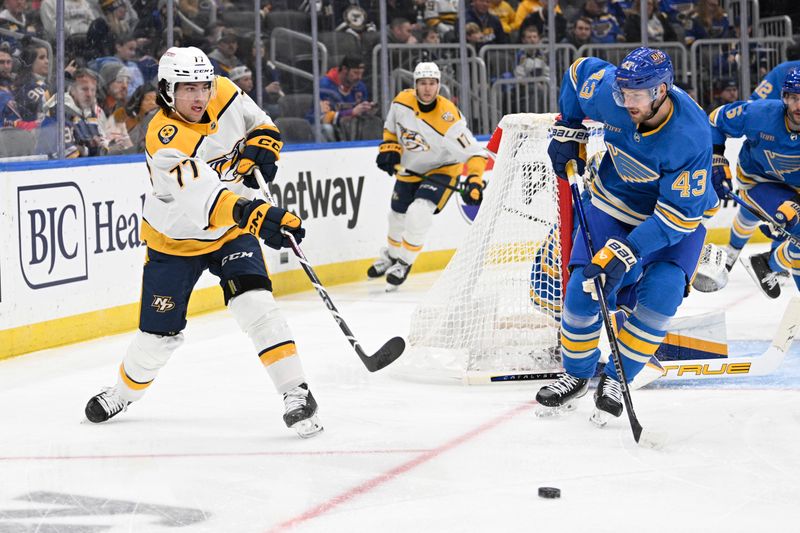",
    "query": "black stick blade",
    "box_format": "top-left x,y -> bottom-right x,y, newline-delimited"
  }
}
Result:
361,337 -> 406,372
